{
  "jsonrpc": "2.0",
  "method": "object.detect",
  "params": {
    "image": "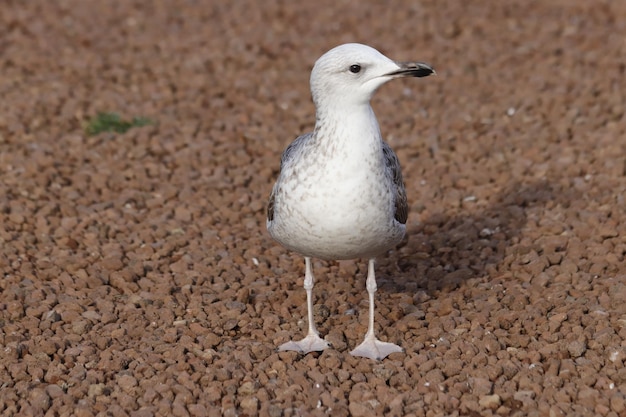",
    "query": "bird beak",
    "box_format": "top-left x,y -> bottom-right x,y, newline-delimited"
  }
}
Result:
387,62 -> 435,78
